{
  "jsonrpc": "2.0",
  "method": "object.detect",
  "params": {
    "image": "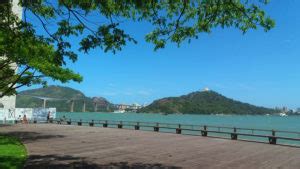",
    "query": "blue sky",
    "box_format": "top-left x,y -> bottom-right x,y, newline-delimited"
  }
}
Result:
23,1 -> 300,109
